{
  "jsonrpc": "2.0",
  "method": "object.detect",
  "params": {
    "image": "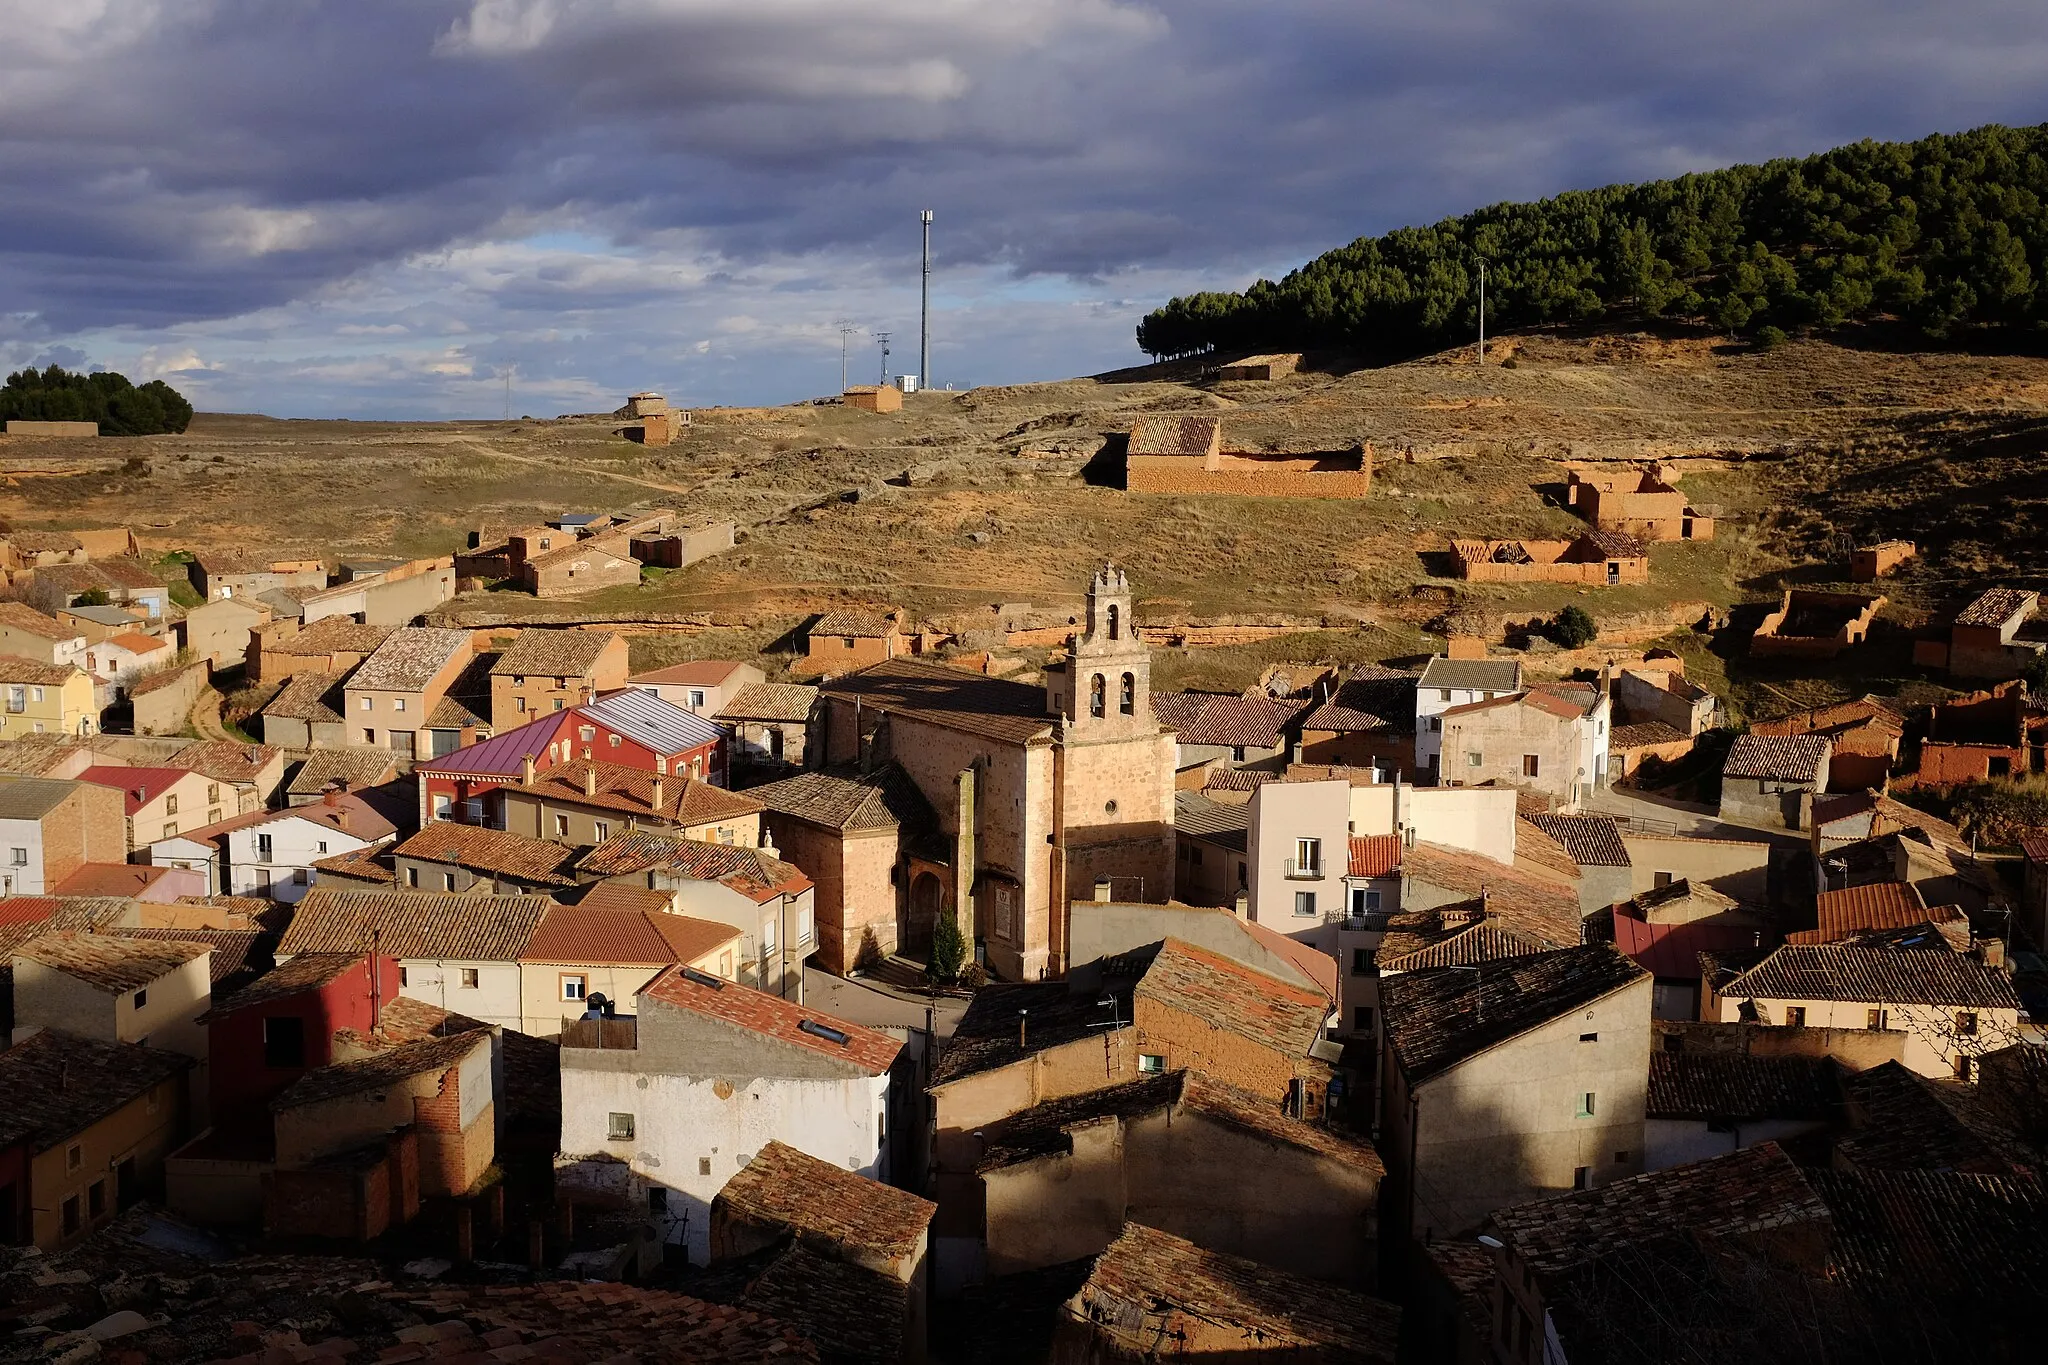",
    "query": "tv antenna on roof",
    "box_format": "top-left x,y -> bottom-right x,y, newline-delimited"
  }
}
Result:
876,332 -> 893,385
